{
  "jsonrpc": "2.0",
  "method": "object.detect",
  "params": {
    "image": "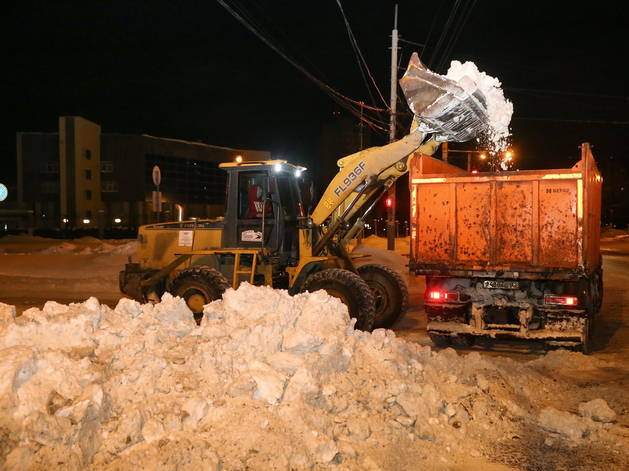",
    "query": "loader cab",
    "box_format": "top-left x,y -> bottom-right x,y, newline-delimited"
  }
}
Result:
220,160 -> 304,259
